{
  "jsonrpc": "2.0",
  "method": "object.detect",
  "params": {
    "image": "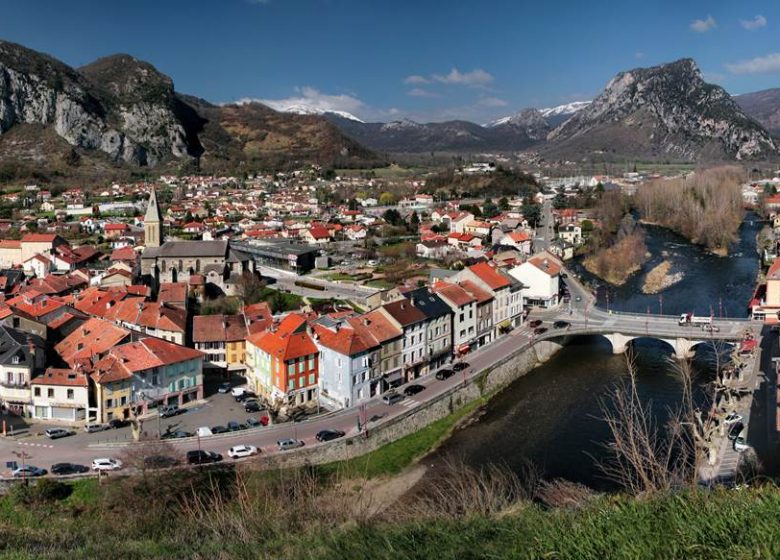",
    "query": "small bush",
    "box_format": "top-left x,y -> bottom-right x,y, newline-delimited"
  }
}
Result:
13,478 -> 72,505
